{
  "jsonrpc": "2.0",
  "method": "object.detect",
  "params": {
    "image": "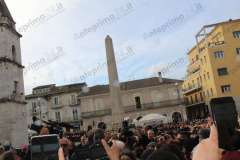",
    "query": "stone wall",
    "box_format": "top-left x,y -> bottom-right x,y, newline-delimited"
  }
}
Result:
0,102 -> 28,147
